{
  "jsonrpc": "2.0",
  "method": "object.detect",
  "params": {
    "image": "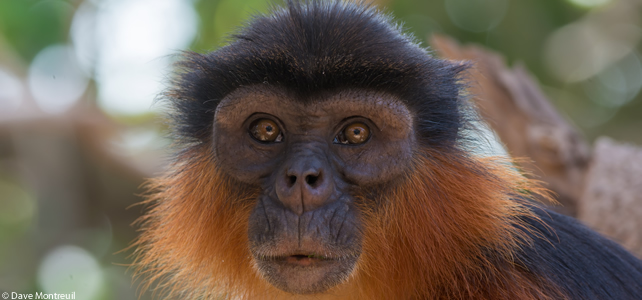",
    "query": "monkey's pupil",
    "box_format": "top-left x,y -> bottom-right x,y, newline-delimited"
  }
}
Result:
353,129 -> 360,135
266,125 -> 273,132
